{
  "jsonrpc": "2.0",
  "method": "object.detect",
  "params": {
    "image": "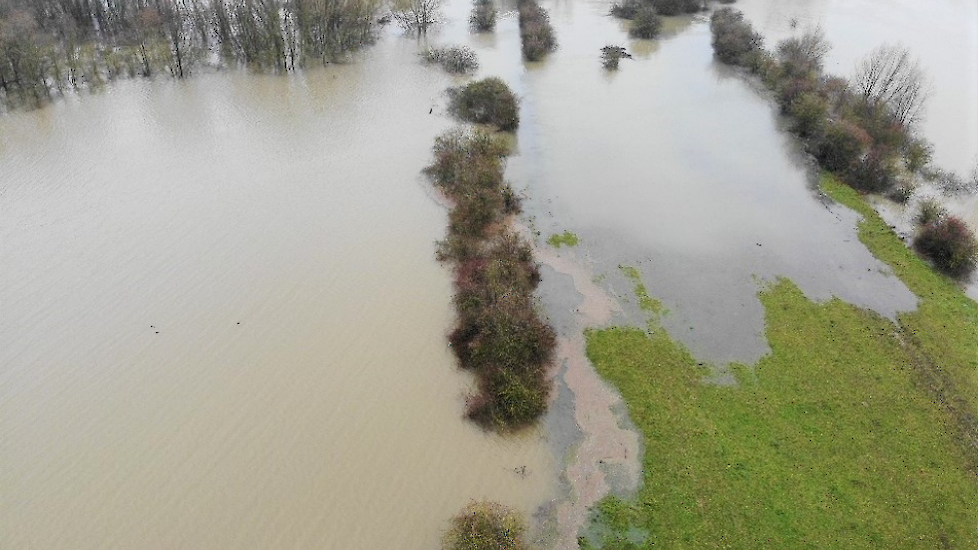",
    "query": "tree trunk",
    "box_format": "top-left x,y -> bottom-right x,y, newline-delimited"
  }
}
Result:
139,43 -> 151,77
